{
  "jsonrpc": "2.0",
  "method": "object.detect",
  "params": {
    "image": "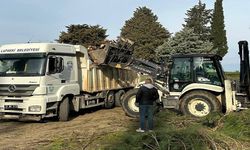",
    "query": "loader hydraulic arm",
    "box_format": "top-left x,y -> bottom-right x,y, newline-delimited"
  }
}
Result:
238,41 -> 250,96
